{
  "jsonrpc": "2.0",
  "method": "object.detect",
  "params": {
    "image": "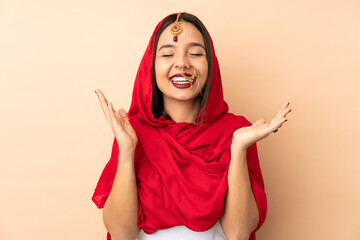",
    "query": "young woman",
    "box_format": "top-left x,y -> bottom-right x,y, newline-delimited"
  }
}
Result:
92,12 -> 291,240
